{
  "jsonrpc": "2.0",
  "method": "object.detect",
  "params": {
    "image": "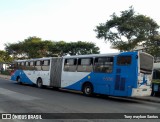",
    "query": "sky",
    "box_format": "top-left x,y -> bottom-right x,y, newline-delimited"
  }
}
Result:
0,0 -> 160,54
